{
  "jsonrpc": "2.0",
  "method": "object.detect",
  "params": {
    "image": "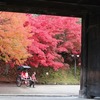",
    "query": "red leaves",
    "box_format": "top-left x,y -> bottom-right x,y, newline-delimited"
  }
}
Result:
26,14 -> 81,70
0,12 -> 81,70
